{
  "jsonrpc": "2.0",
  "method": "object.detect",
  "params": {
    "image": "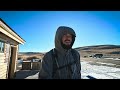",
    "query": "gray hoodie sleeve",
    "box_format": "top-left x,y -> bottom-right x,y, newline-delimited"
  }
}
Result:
78,53 -> 81,79
38,52 -> 53,79
74,50 -> 81,79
